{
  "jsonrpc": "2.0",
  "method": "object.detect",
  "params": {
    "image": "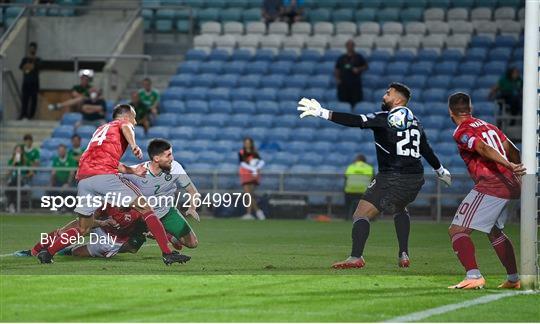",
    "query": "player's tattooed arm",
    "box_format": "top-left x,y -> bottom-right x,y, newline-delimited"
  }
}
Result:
502,139 -> 521,164
121,124 -> 143,159
118,163 -> 146,177
475,139 -> 526,176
